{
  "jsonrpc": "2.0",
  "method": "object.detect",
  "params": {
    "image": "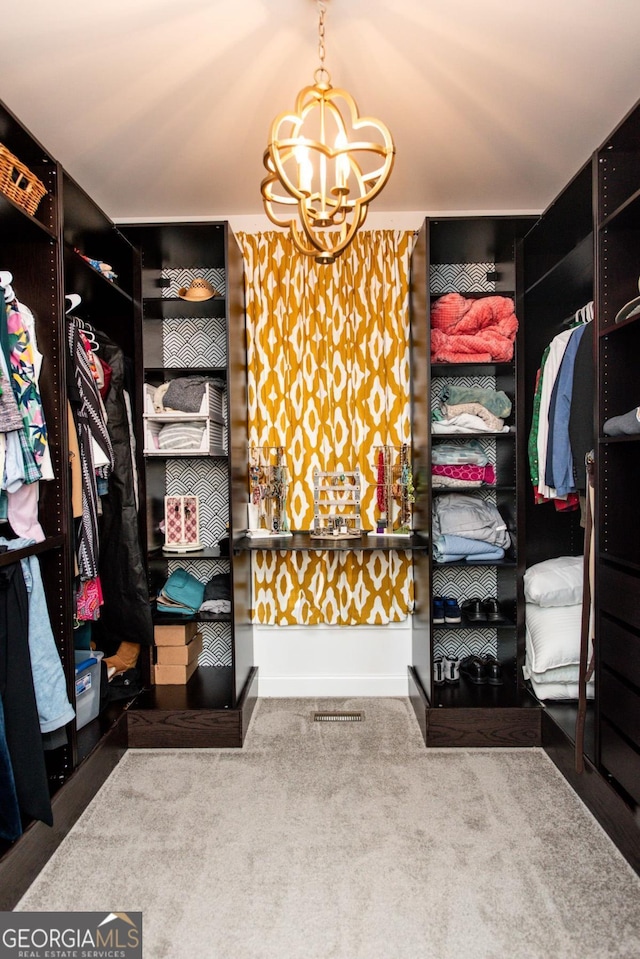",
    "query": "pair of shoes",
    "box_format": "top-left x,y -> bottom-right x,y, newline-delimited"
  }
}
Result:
460,655 -> 503,685
434,655 -> 460,685
433,595 -> 462,624
461,597 -> 504,623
